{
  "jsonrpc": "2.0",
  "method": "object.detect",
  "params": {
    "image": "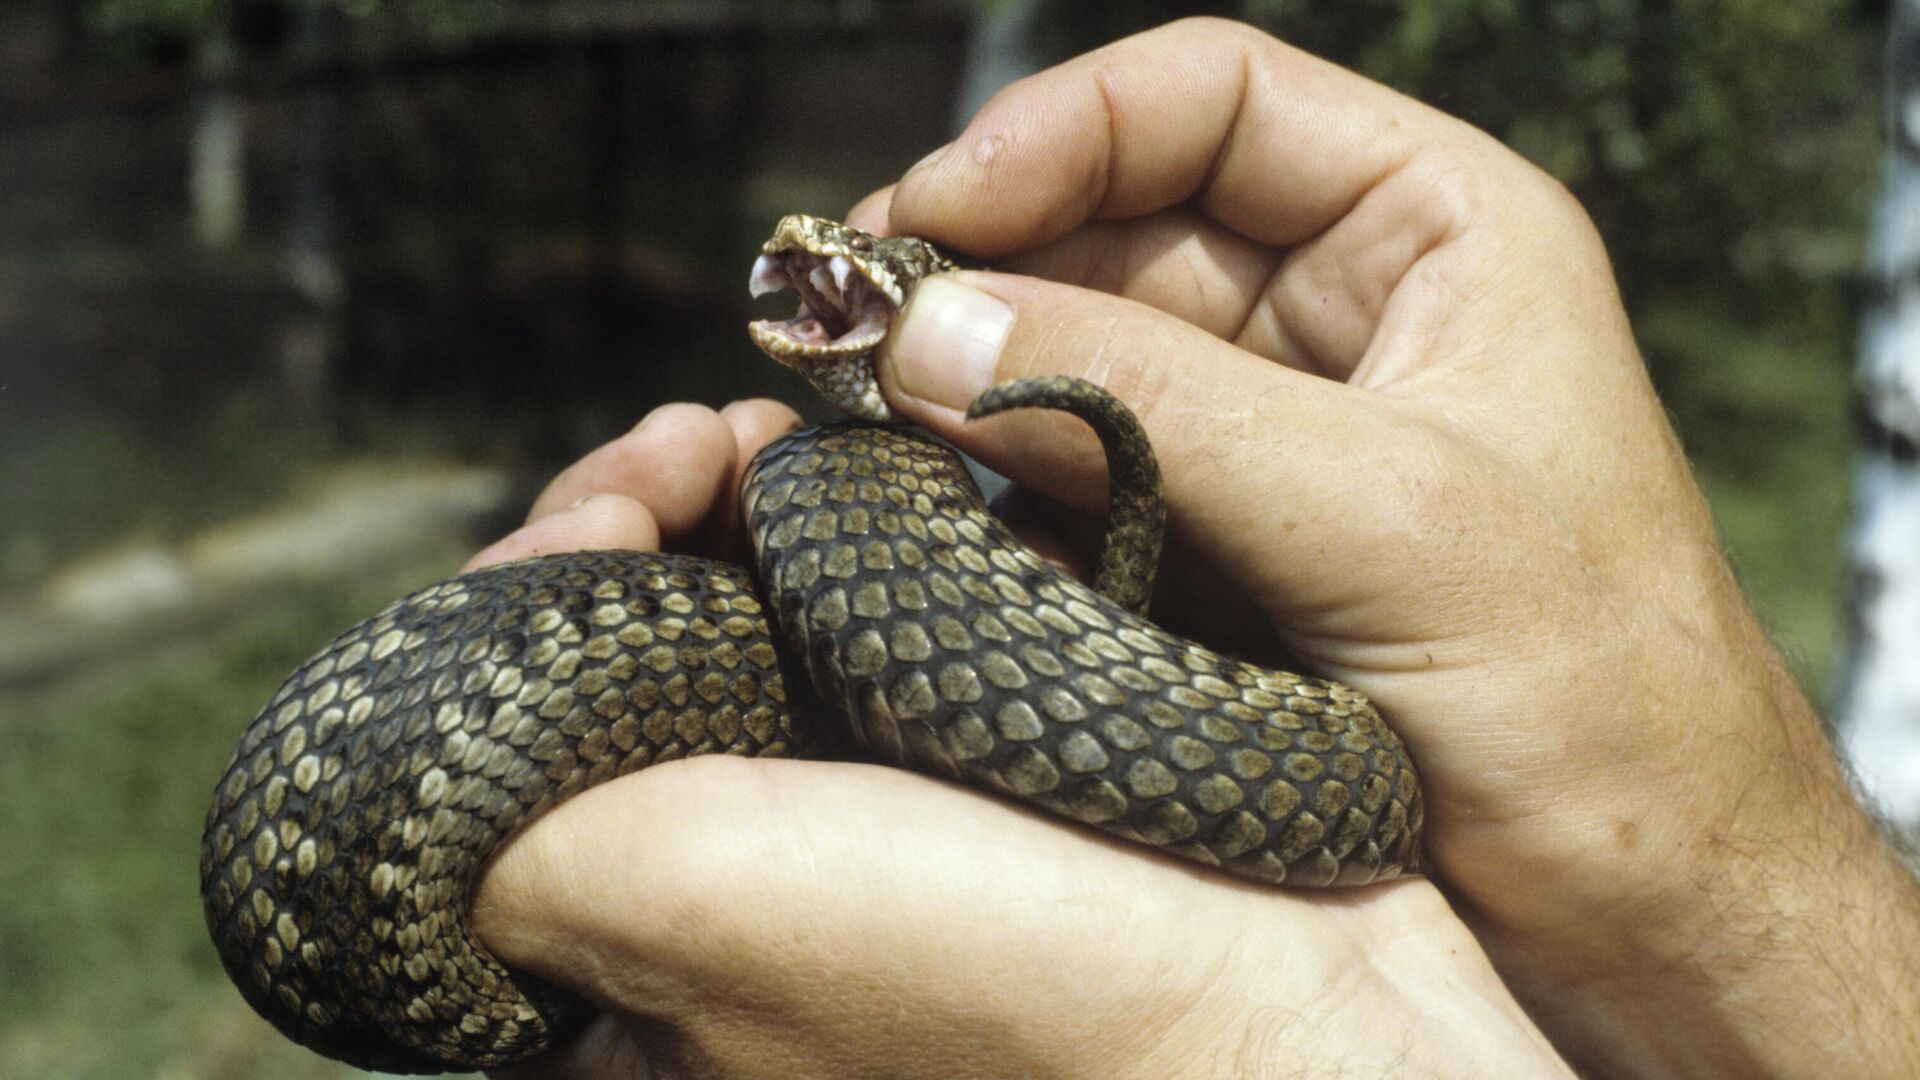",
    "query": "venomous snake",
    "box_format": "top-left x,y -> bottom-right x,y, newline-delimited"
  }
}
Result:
199,214 -> 1424,1072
